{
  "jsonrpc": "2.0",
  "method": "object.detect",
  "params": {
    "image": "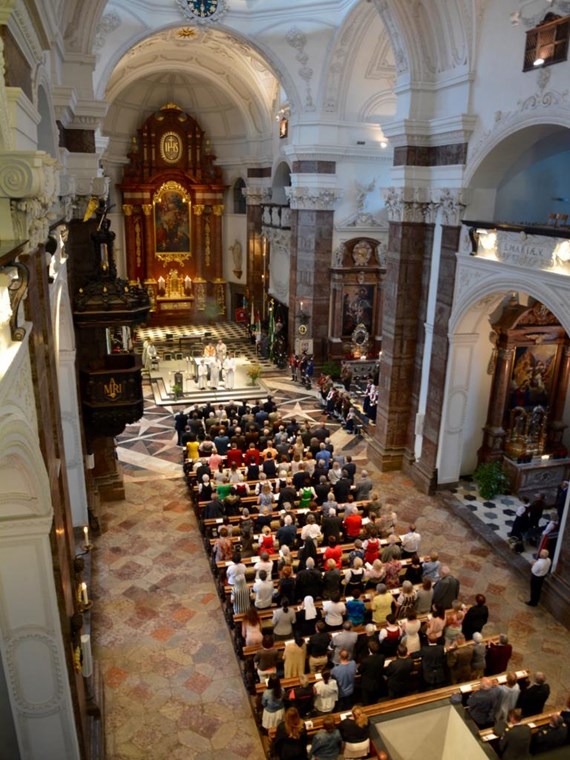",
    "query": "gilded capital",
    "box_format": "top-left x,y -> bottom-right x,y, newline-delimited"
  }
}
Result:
122,204 -> 133,217
212,204 -> 224,216
193,204 -> 205,216
142,204 -> 152,216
